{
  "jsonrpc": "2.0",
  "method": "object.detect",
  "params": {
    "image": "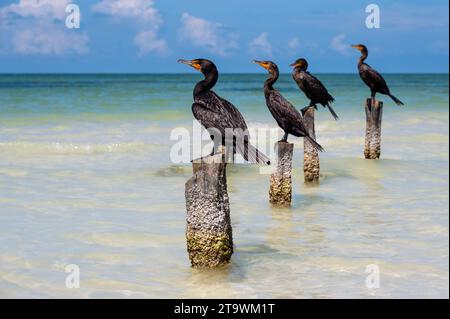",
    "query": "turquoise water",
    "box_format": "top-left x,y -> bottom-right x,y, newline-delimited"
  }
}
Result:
0,74 -> 448,298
